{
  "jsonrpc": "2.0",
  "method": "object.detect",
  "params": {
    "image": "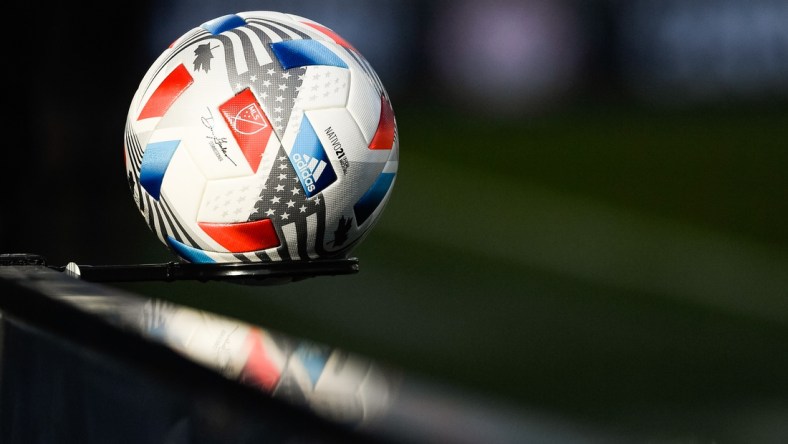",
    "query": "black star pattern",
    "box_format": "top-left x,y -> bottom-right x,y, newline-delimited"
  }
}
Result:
225,45 -> 307,137
242,66 -> 306,135
249,149 -> 320,222
204,20 -> 313,139
248,147 -> 323,259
